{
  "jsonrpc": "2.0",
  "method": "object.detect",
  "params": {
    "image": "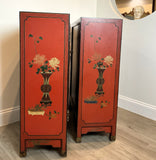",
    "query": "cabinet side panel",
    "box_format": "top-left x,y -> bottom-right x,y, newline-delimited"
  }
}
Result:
20,12 -> 26,153
70,24 -> 81,134
71,25 -> 80,107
